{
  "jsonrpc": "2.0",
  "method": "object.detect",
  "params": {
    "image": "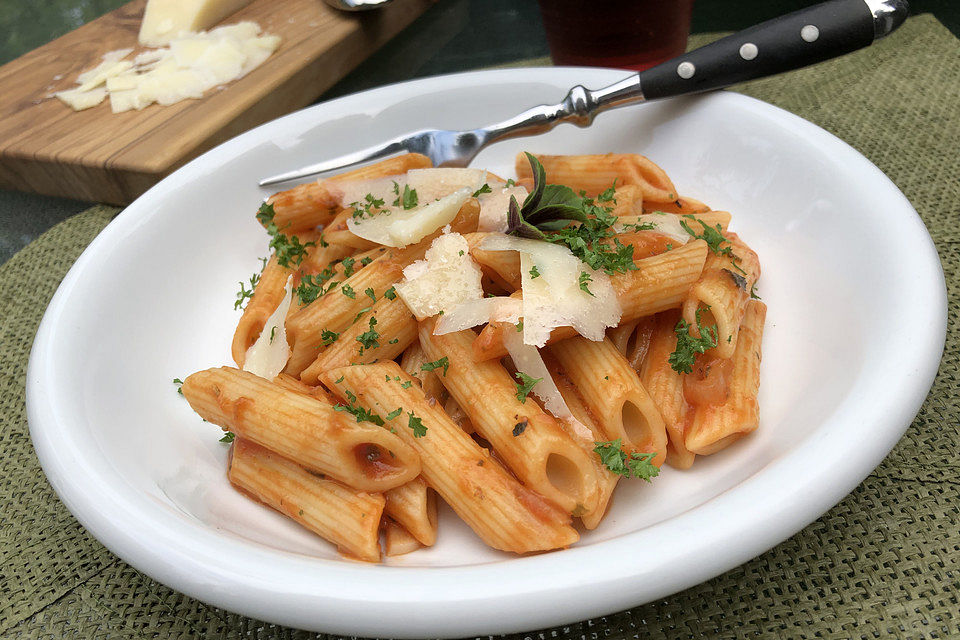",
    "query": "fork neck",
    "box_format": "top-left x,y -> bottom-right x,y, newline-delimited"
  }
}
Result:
482,74 -> 643,144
